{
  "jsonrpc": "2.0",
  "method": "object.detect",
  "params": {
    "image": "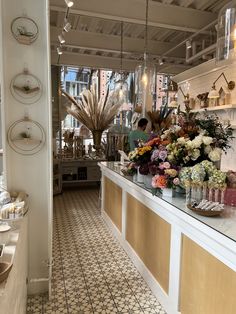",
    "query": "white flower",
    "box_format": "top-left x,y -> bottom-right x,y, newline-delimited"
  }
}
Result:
185,140 -> 194,149
208,147 -> 222,162
174,125 -> 181,132
167,153 -> 175,161
191,148 -> 200,161
191,135 -> 203,148
177,137 -> 186,145
161,129 -> 170,139
202,136 -> 213,146
204,145 -> 212,154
